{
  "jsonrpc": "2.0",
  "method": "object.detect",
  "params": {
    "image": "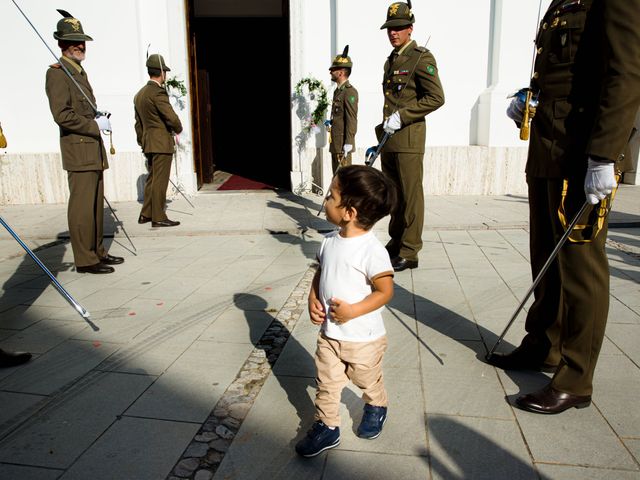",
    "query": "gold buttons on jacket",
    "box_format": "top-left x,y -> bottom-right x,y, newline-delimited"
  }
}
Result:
542,22 -> 548,29
533,72 -> 539,79
537,47 -> 543,54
